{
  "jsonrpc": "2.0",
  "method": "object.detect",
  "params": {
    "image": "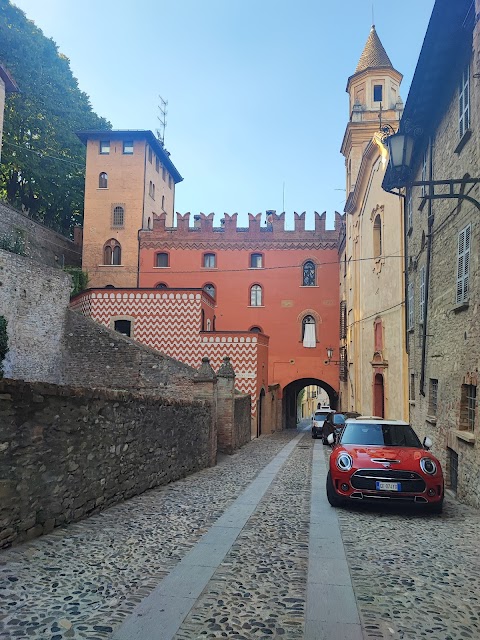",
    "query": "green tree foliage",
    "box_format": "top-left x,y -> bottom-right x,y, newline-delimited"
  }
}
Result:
0,0 -> 111,235
63,266 -> 89,297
